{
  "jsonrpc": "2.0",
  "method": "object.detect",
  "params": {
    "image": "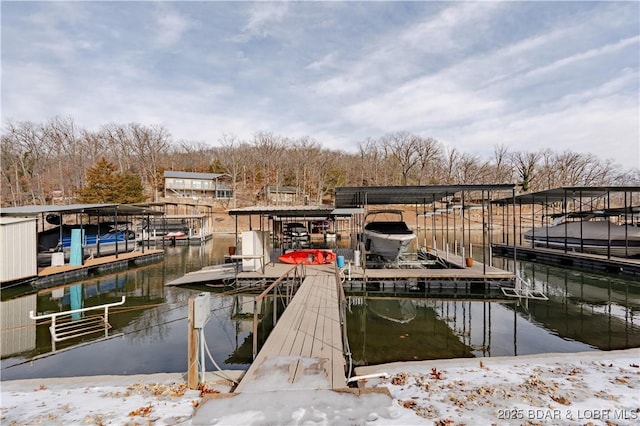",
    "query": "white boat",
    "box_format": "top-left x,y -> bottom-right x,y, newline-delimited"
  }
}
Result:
360,210 -> 416,263
523,215 -> 640,258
